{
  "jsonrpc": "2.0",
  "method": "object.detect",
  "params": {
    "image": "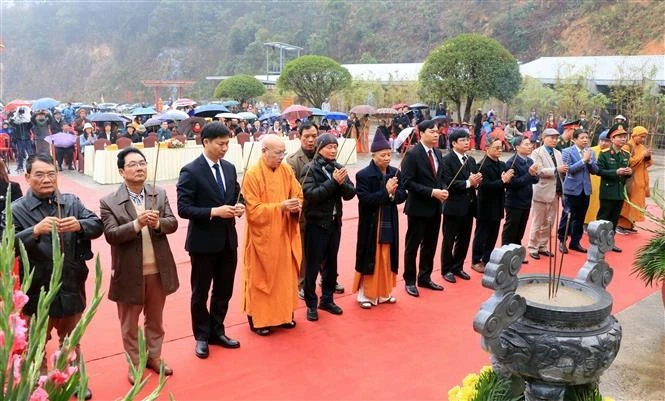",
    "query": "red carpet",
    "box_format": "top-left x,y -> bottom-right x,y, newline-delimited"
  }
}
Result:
15,171 -> 658,400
